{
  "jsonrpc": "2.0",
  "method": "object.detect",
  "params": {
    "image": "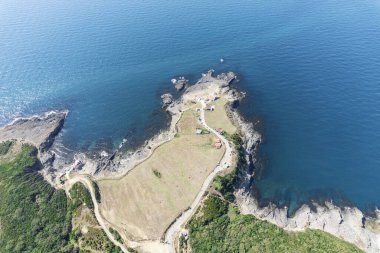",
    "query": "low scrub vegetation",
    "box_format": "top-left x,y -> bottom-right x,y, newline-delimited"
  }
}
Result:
187,196 -> 363,253
0,140 -> 13,155
109,227 -> 123,243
